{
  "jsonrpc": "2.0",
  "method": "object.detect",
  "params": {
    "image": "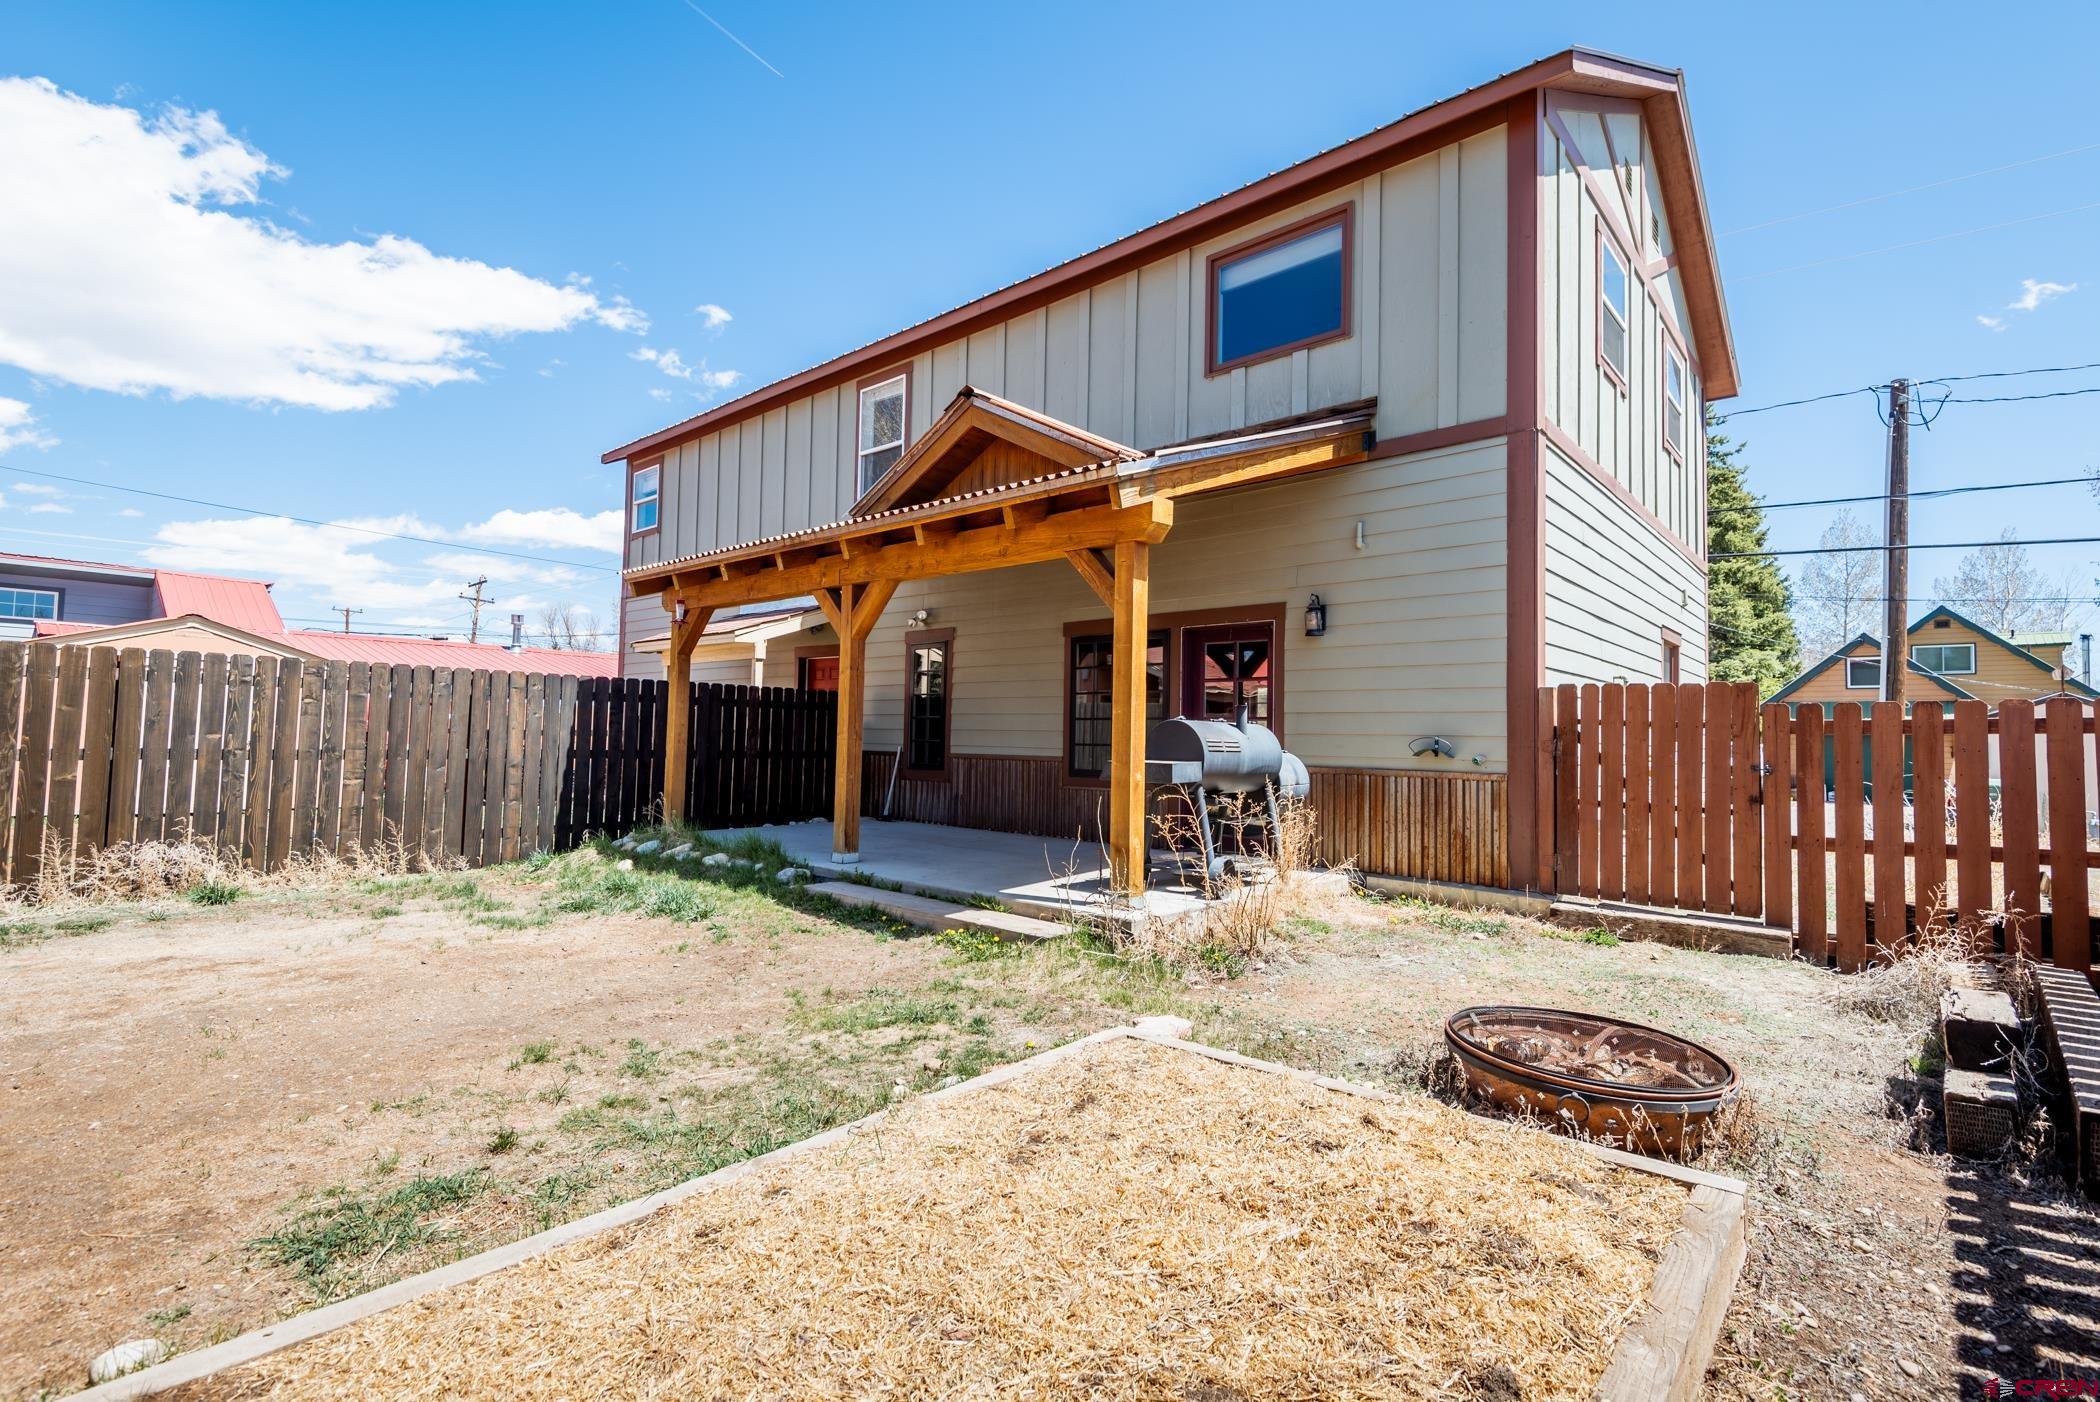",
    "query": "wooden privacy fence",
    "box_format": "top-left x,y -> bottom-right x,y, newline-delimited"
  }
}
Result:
1534,681 -> 2100,973
0,642 -> 839,884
